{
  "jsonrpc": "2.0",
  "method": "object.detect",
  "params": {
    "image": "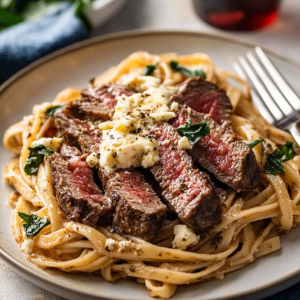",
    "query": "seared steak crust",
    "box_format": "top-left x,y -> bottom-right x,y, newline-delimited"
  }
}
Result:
99,168 -> 167,241
50,146 -> 112,227
63,83 -> 135,121
171,106 -> 260,191
150,124 -> 221,232
170,77 -> 233,131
